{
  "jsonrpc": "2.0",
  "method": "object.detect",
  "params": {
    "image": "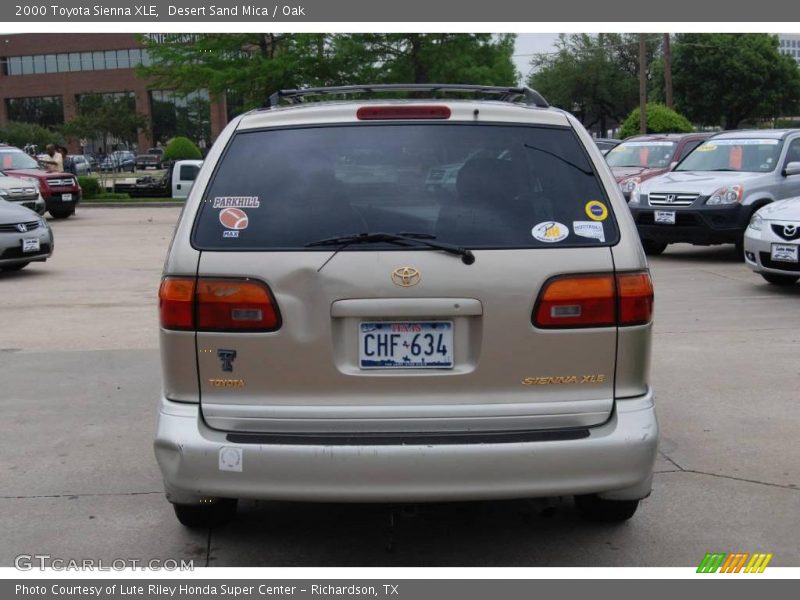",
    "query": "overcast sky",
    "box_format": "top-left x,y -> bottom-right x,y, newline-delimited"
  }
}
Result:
513,33 -> 561,82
